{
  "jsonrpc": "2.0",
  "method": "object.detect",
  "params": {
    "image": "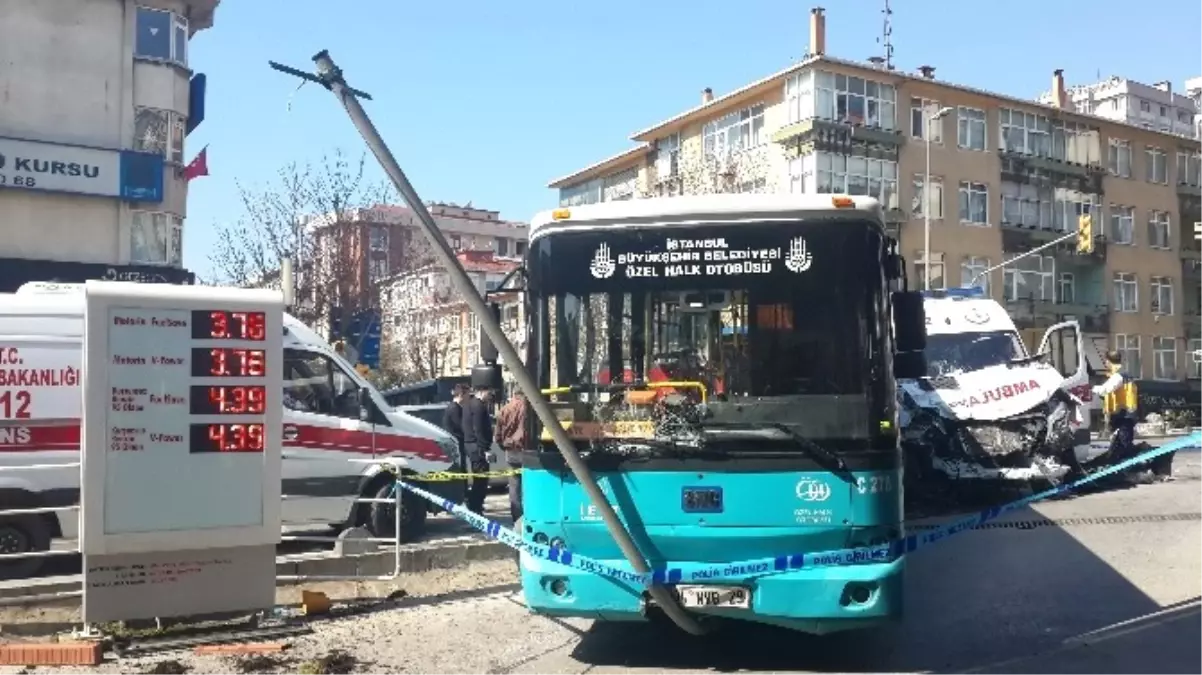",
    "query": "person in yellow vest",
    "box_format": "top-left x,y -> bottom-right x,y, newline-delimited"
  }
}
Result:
1092,350 -> 1138,463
